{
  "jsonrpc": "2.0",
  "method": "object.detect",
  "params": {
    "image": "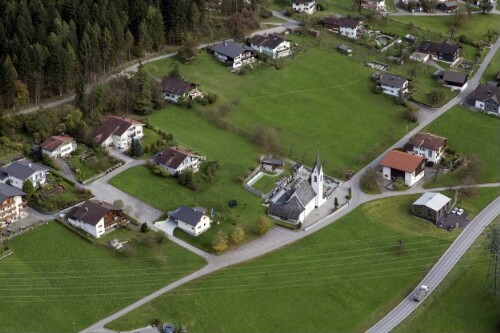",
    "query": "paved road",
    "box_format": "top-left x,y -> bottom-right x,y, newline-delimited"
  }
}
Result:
367,196 -> 500,333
